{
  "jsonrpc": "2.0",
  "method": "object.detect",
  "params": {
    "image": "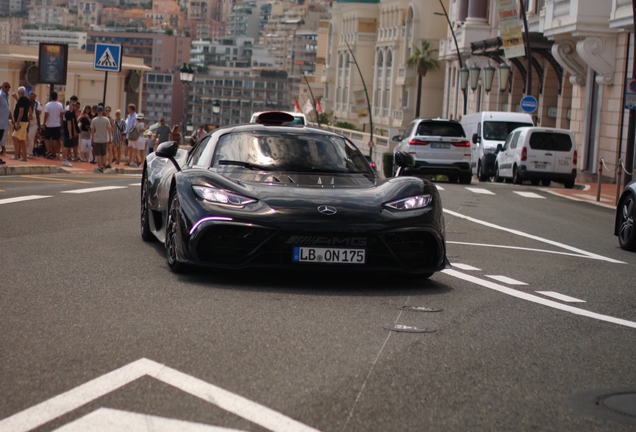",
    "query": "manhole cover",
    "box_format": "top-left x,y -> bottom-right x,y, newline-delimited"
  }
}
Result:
567,388 -> 636,426
397,306 -> 443,313
384,324 -> 436,333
